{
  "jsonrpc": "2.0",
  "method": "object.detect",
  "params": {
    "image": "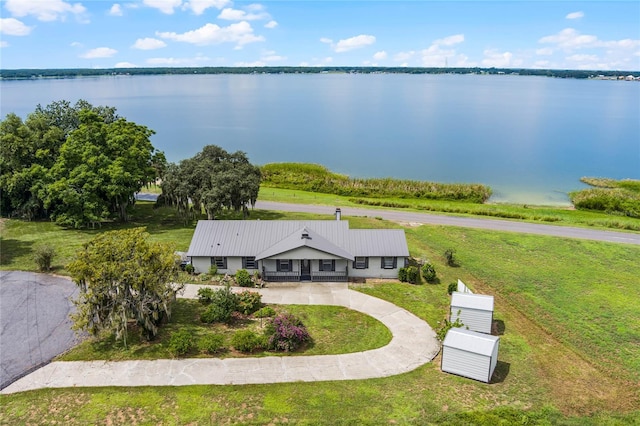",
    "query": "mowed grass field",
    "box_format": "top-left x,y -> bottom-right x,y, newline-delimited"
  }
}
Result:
1,203 -> 639,424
